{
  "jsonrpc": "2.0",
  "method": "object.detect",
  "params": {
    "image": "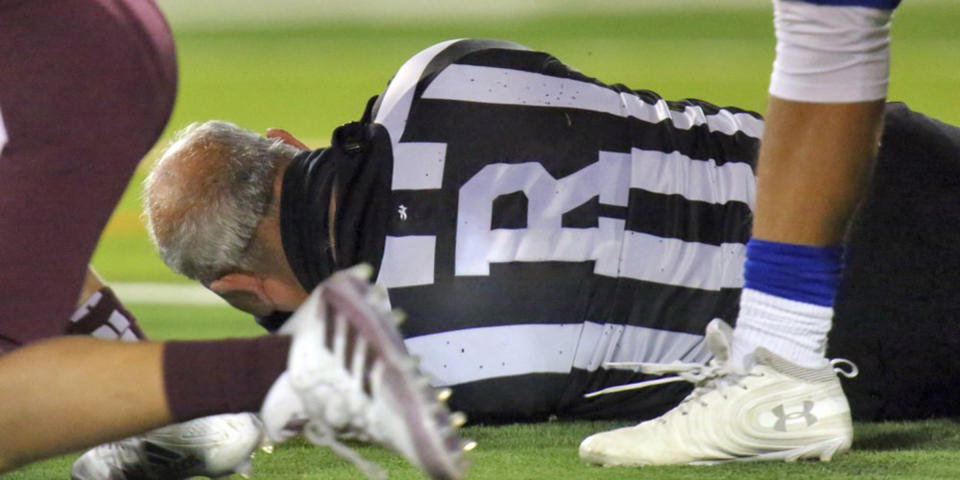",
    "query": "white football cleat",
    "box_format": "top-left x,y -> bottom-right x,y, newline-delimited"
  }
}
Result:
71,413 -> 263,480
261,265 -> 470,480
579,319 -> 858,466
